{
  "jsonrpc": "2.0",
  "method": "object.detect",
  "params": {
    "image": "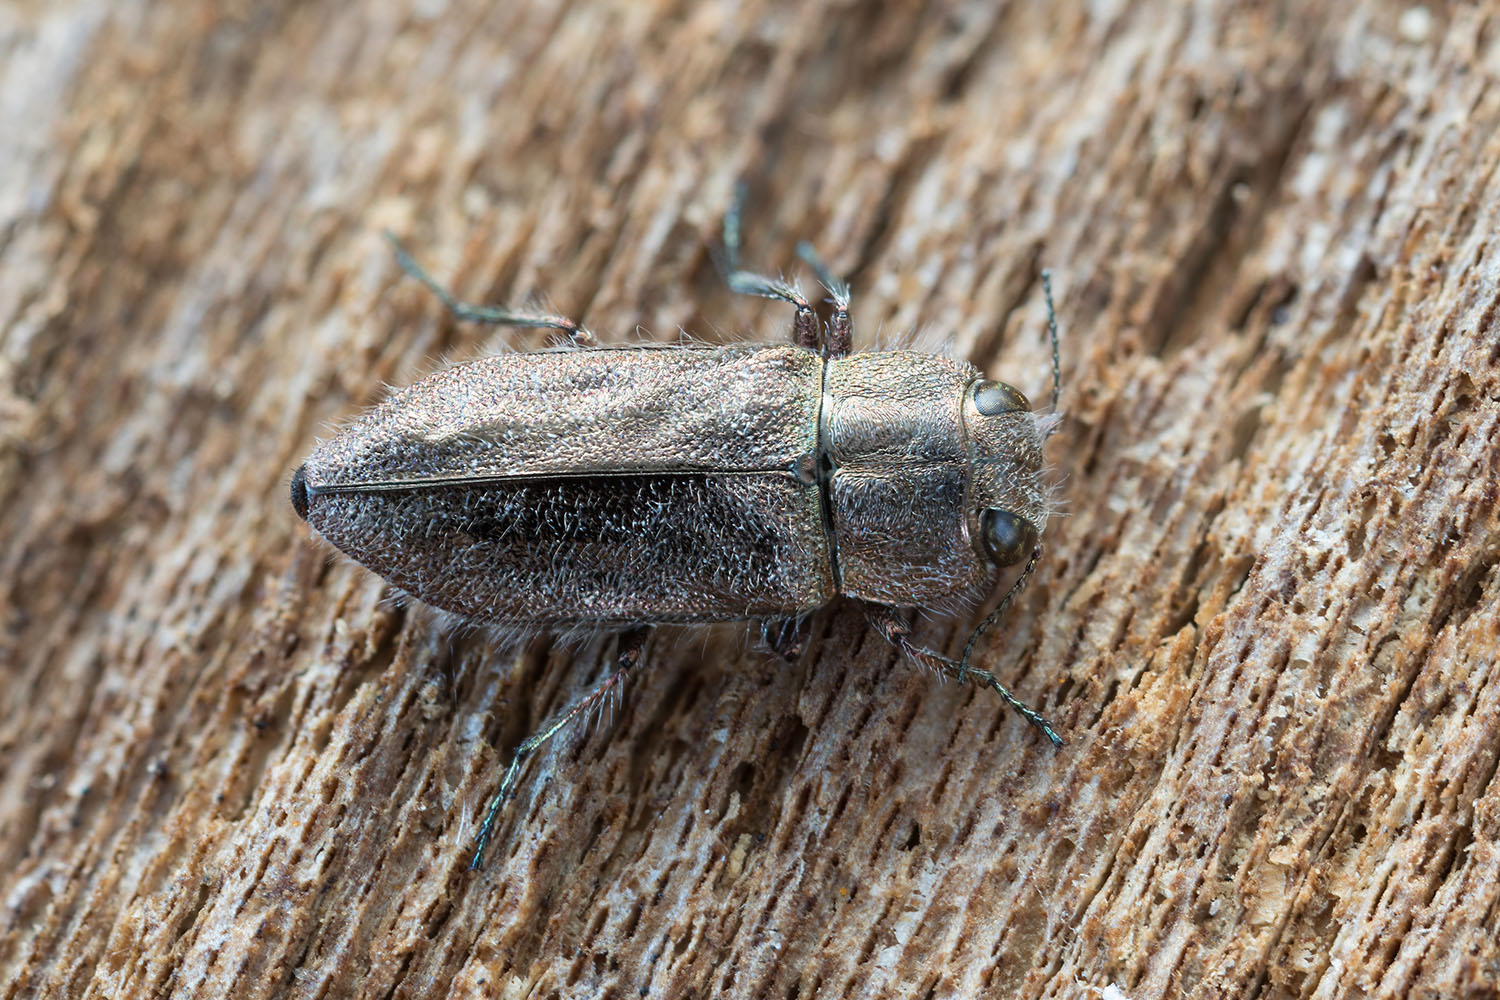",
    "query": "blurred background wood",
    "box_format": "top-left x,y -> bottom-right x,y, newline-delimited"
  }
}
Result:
2,2 -> 1497,998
